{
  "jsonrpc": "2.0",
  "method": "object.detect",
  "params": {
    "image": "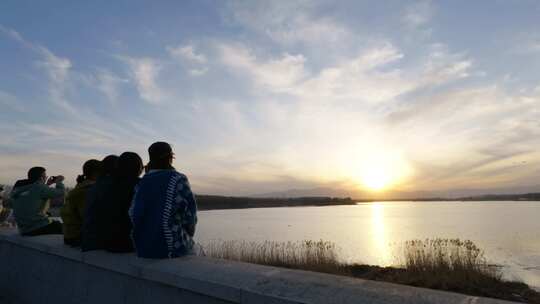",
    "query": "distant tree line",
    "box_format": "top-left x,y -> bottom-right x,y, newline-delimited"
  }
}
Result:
459,193 -> 540,201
